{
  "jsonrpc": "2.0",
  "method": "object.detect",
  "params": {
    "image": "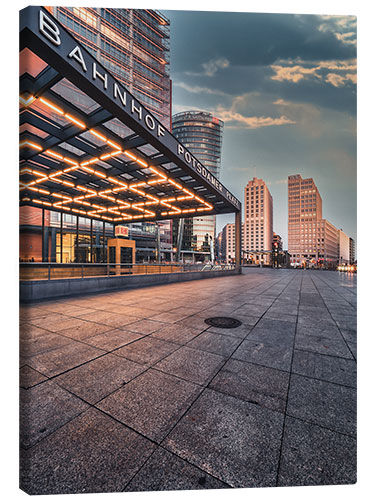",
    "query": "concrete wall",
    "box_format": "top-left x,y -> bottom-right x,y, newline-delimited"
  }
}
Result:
20,269 -> 238,303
